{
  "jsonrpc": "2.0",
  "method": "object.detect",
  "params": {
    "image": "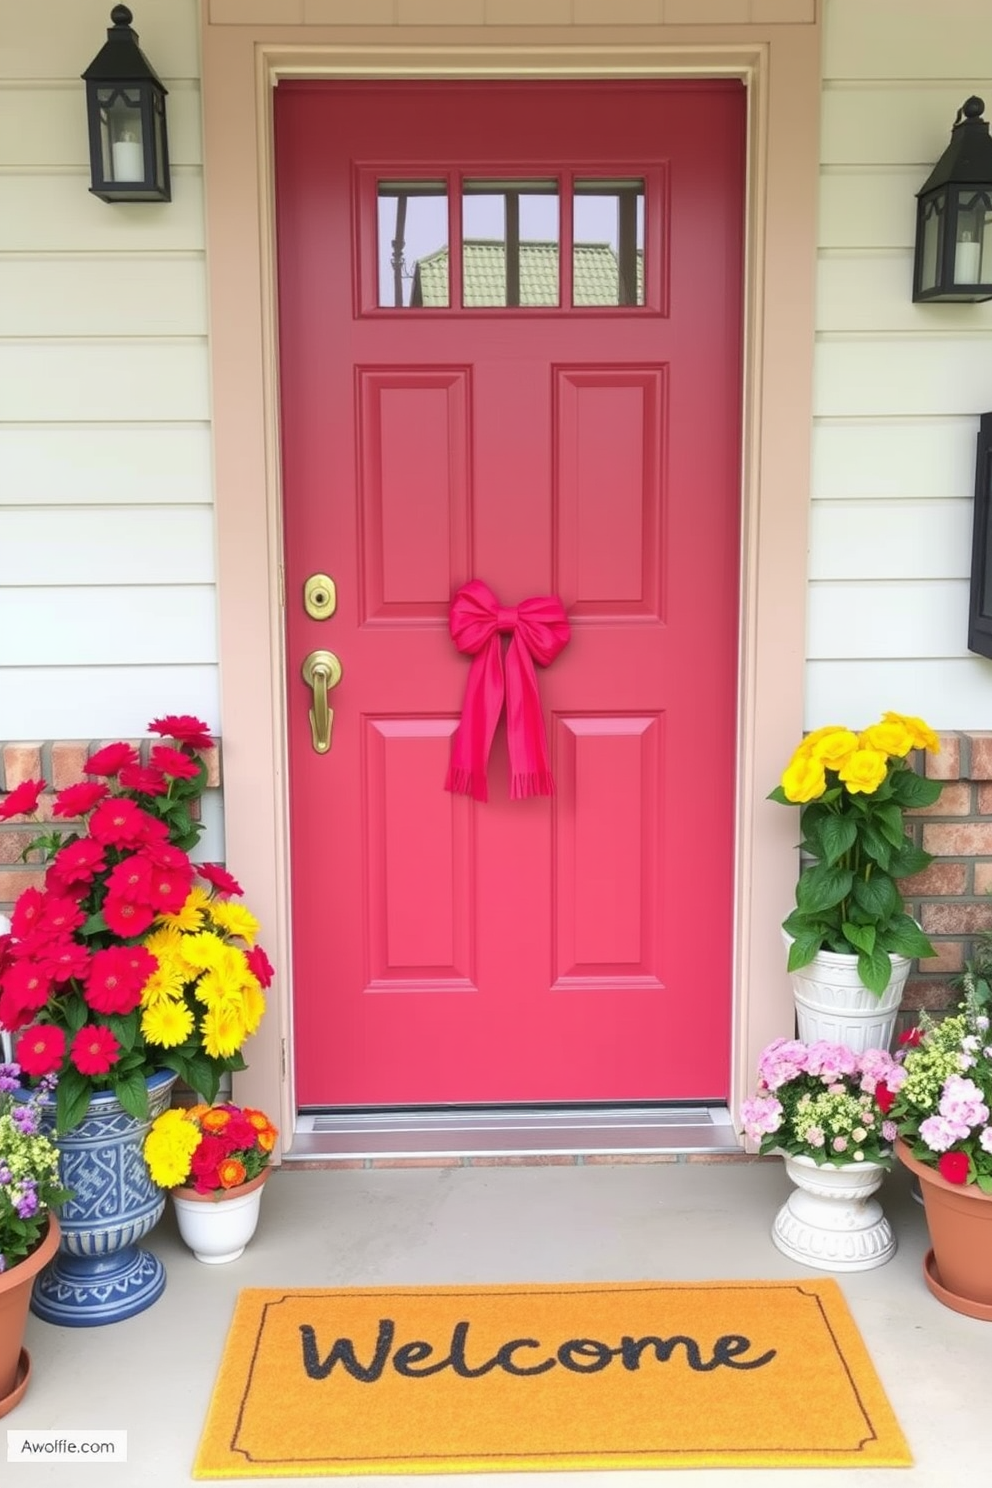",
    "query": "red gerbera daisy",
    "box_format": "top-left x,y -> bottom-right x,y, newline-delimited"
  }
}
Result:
85,946 -> 147,1015
36,895 -> 86,941
52,781 -> 109,819
198,863 -> 244,898
118,763 -> 169,797
69,1023 -> 122,1075
0,958 -> 55,1016
106,854 -> 154,904
84,742 -> 139,777
15,1023 -> 67,1077
148,745 -> 200,781
102,895 -> 156,939
88,797 -> 160,849
0,778 -> 46,821
149,715 -> 213,751
38,940 -> 92,985
246,944 -> 275,989
10,887 -> 45,939
47,837 -> 107,889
